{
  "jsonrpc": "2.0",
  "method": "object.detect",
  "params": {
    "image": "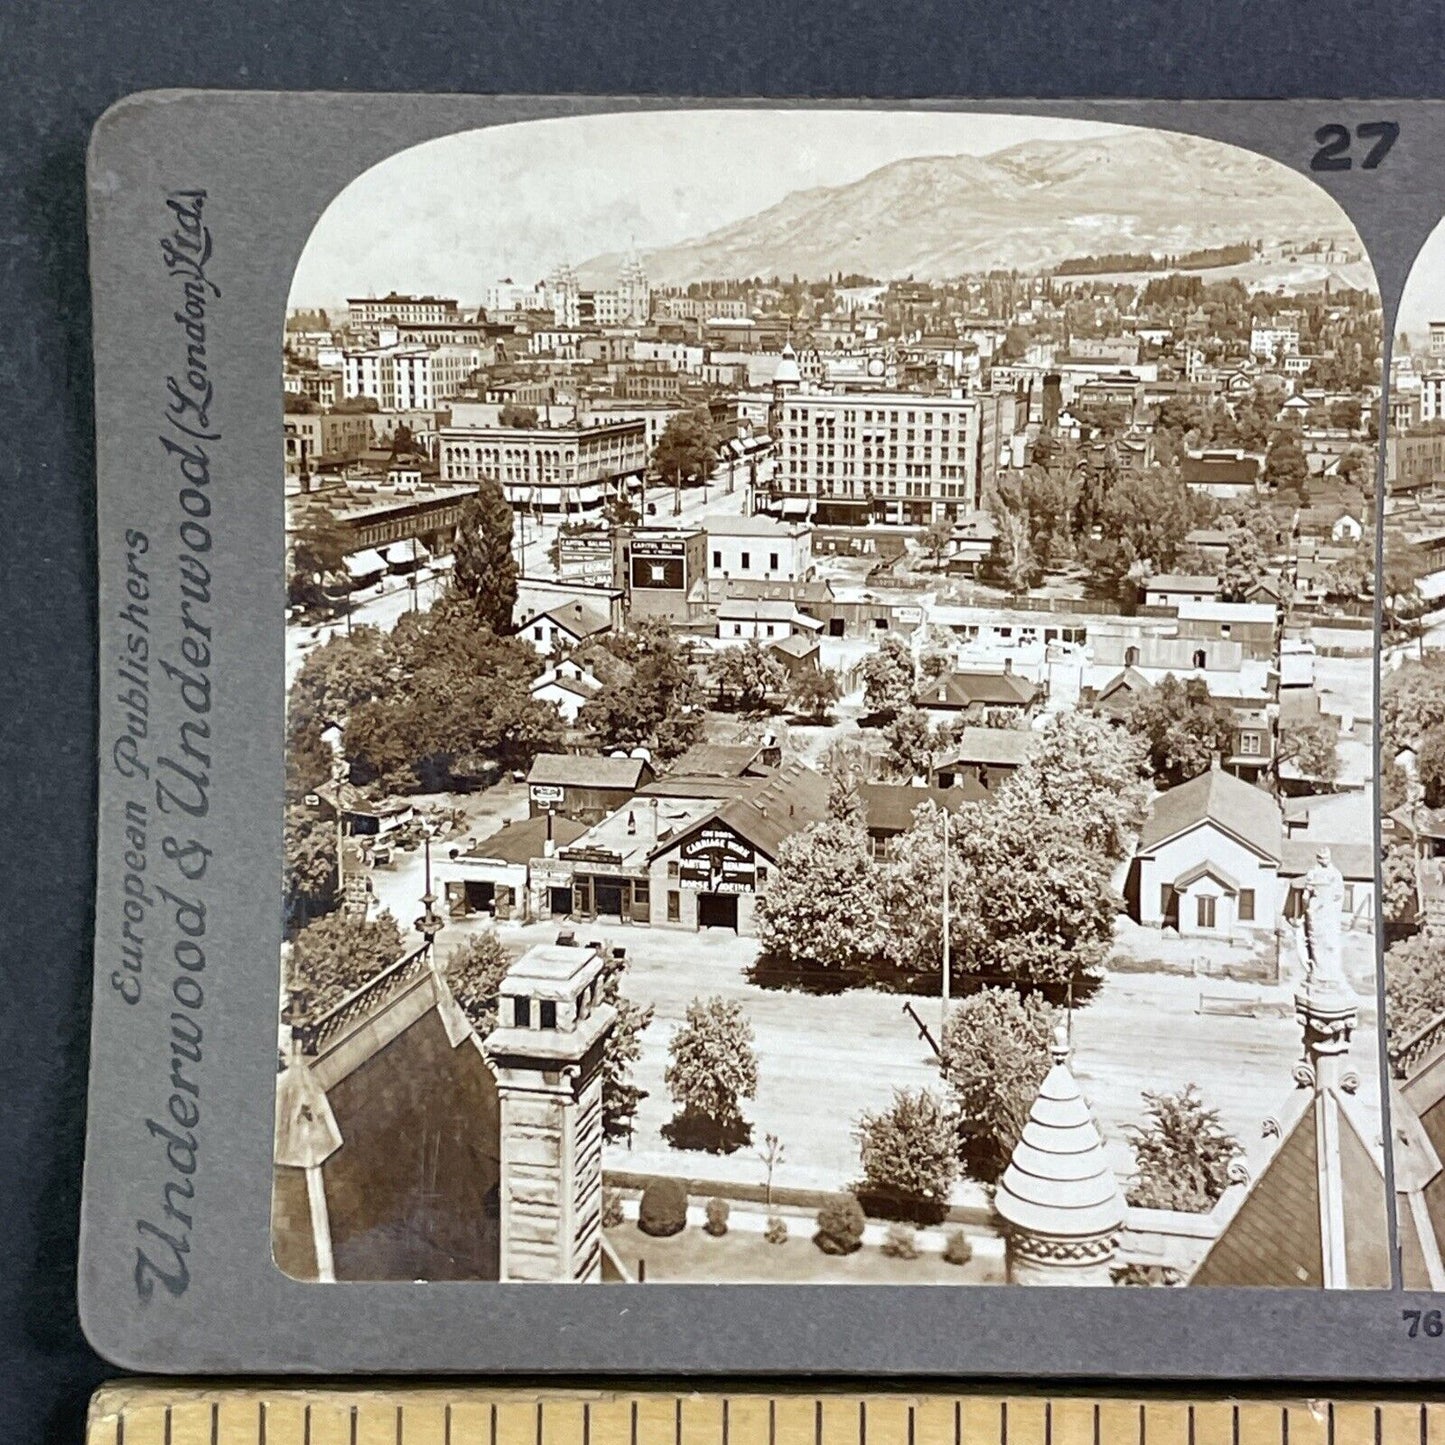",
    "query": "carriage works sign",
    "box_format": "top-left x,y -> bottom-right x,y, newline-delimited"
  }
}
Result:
676,825 -> 759,894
